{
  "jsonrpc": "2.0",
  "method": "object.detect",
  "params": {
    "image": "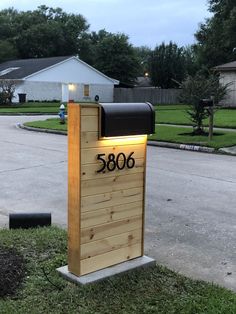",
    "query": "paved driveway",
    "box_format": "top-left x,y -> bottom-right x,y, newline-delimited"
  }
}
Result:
0,116 -> 235,291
